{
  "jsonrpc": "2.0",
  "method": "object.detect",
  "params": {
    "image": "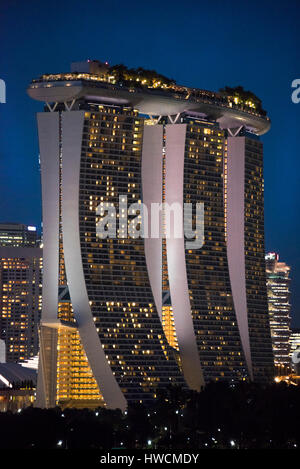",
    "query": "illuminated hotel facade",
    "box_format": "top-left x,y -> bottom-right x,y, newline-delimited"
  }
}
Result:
28,60 -> 274,410
265,253 -> 291,370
